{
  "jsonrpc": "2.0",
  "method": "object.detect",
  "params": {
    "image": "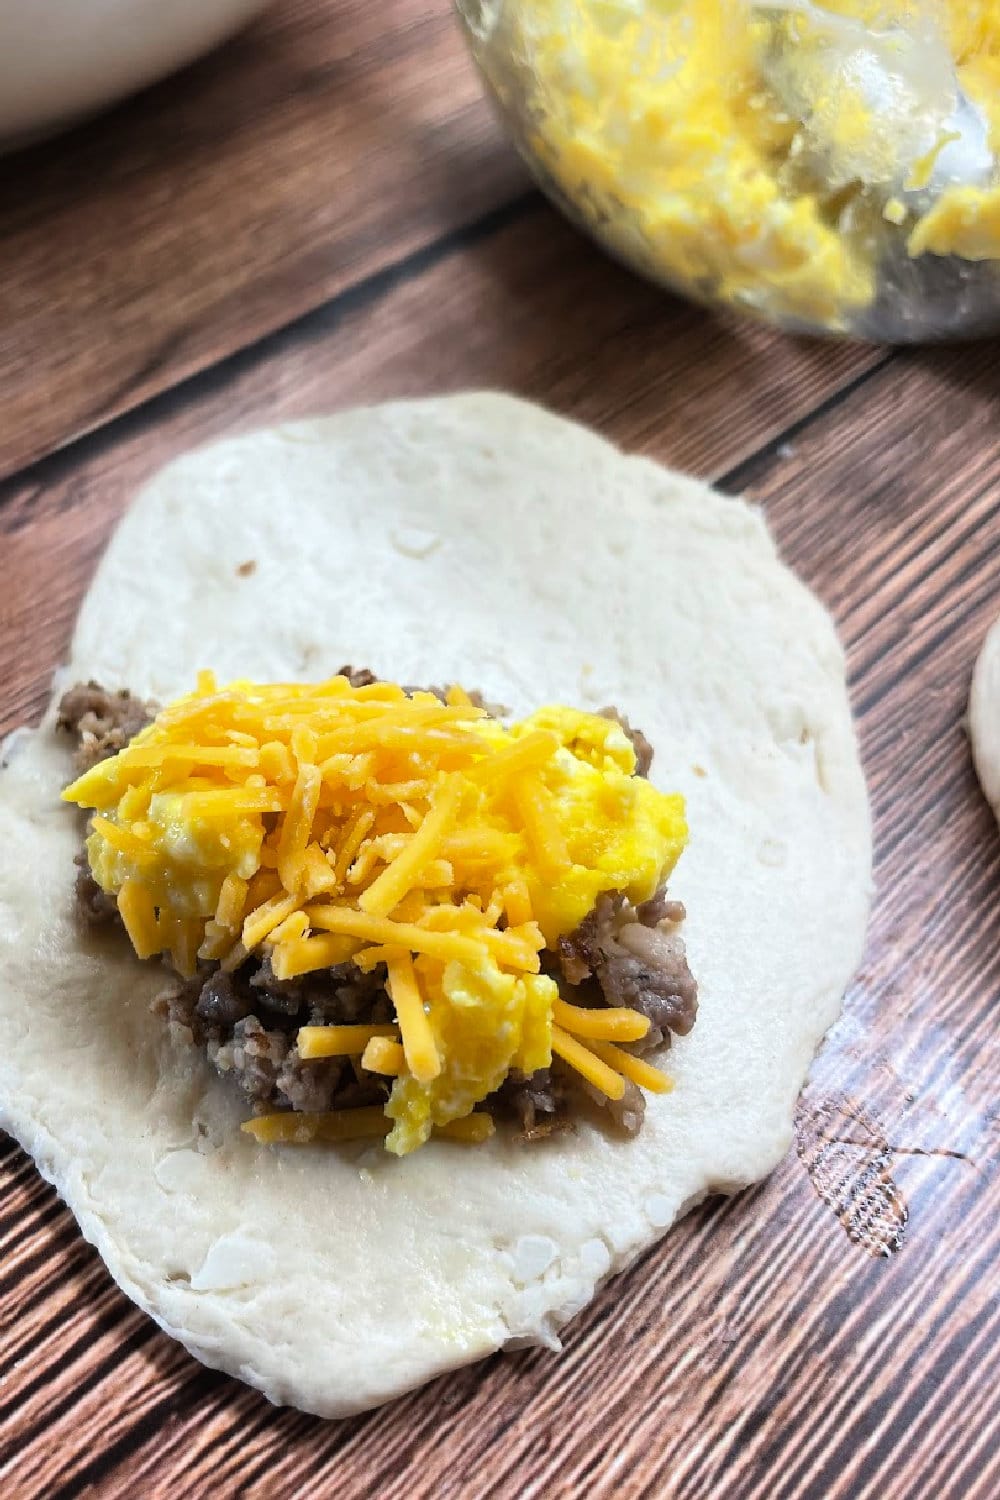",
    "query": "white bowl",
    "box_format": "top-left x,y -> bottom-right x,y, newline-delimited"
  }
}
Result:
0,0 -> 271,149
